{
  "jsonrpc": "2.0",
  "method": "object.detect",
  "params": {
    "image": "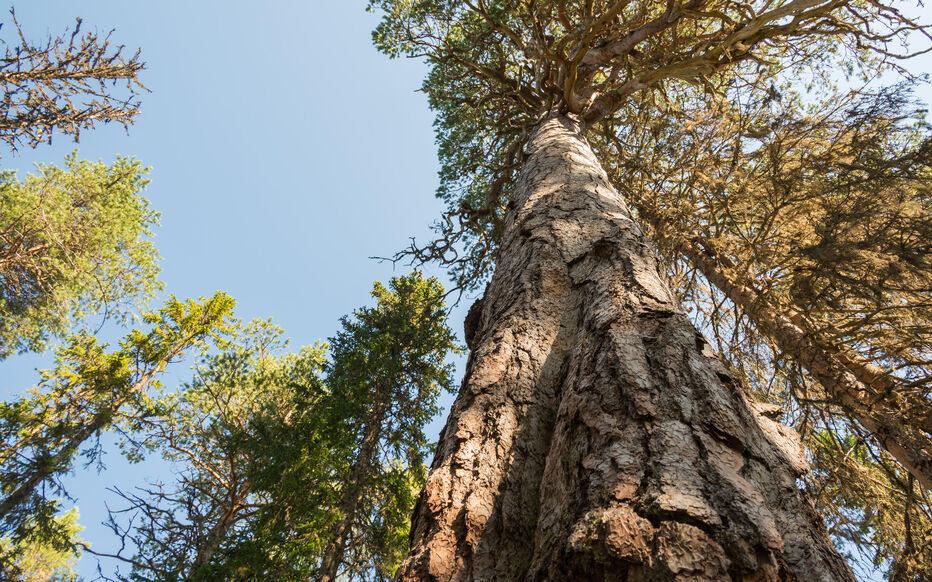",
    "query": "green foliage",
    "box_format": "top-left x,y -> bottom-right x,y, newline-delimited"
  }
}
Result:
109,318 -> 331,582
0,293 -> 234,553
319,272 -> 460,581
0,508 -> 84,582
108,273 -> 459,582
0,152 -> 161,357
328,273 -> 459,456
367,0 -> 916,290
